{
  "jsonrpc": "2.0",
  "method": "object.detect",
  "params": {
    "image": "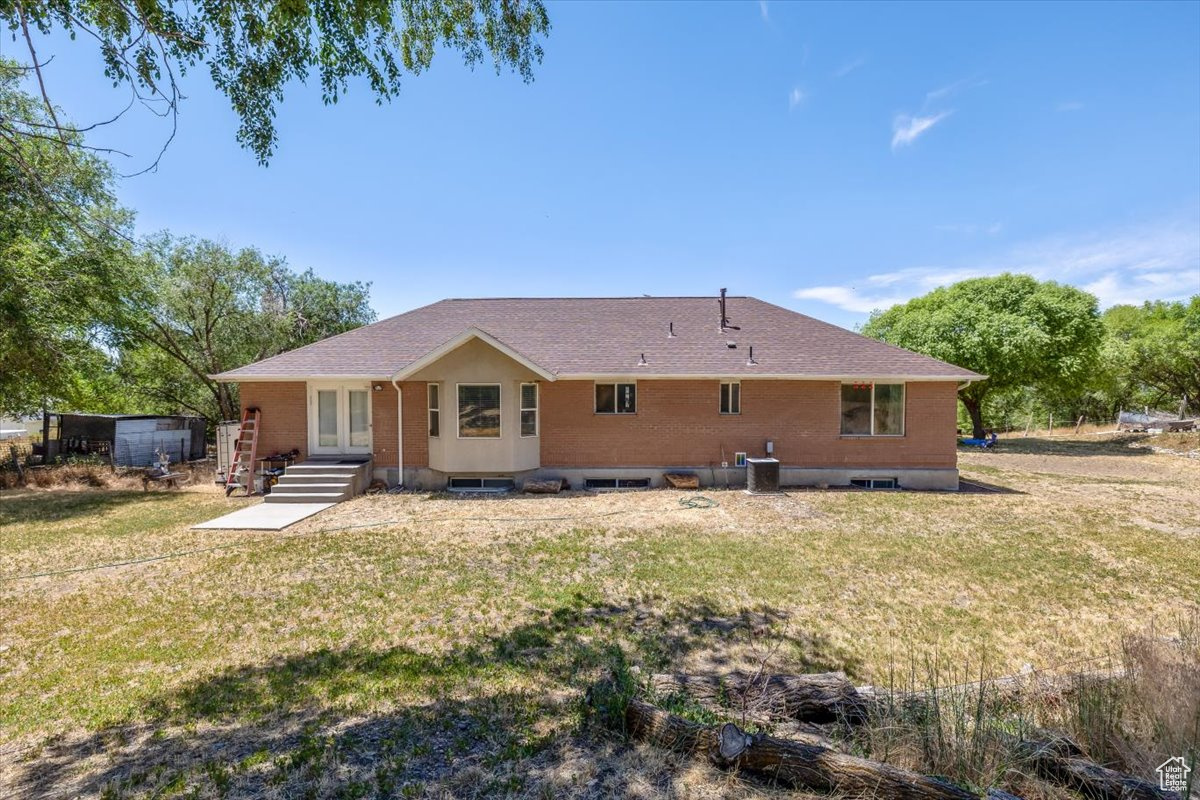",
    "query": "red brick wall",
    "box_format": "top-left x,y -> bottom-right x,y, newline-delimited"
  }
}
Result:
399,381 -> 429,469
241,379 -> 958,471
371,384 -> 398,468
239,382 -> 308,460
369,382 -> 429,469
538,379 -> 958,469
